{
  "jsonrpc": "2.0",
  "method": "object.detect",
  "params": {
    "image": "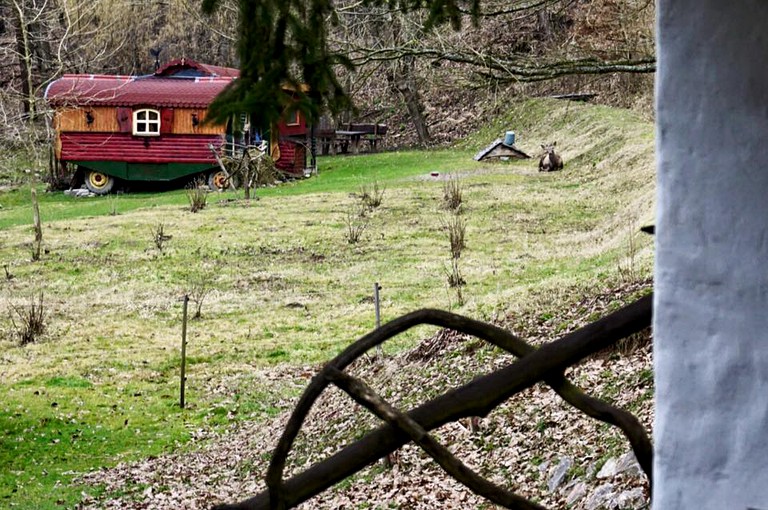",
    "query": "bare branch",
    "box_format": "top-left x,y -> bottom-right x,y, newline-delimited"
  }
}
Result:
214,294 -> 652,510
327,367 -> 549,510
